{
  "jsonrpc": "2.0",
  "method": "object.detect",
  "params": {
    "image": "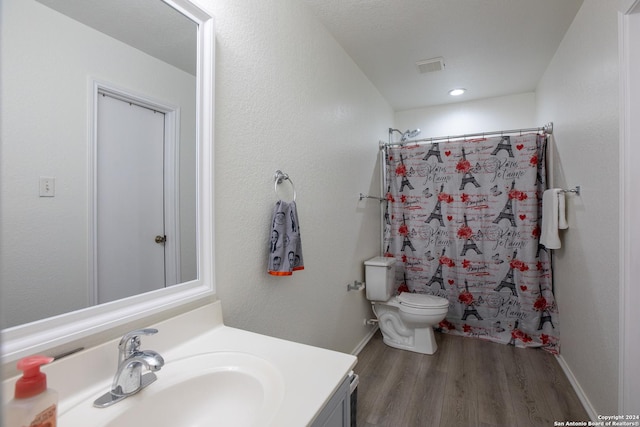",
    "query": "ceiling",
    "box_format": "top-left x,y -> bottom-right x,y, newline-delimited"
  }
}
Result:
36,0 -> 583,110
35,0 -> 196,75
301,0 -> 584,111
